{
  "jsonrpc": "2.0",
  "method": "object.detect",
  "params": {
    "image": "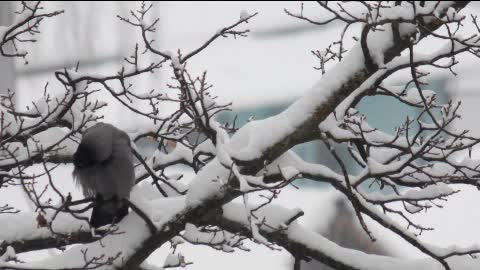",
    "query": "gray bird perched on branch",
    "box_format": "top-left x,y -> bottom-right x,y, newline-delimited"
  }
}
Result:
73,122 -> 135,229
